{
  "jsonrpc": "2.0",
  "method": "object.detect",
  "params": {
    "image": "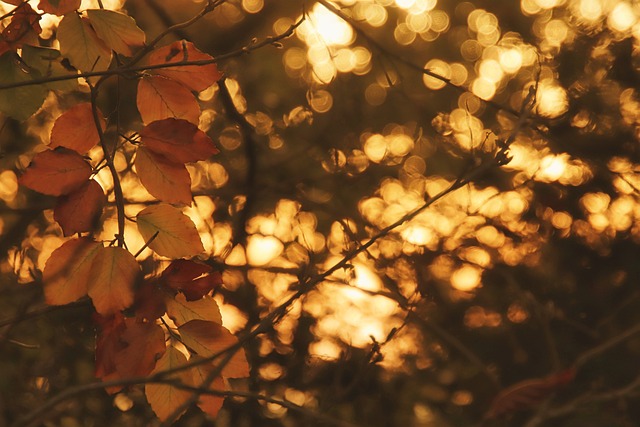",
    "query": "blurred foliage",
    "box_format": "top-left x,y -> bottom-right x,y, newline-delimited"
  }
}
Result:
2,0 -> 640,426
